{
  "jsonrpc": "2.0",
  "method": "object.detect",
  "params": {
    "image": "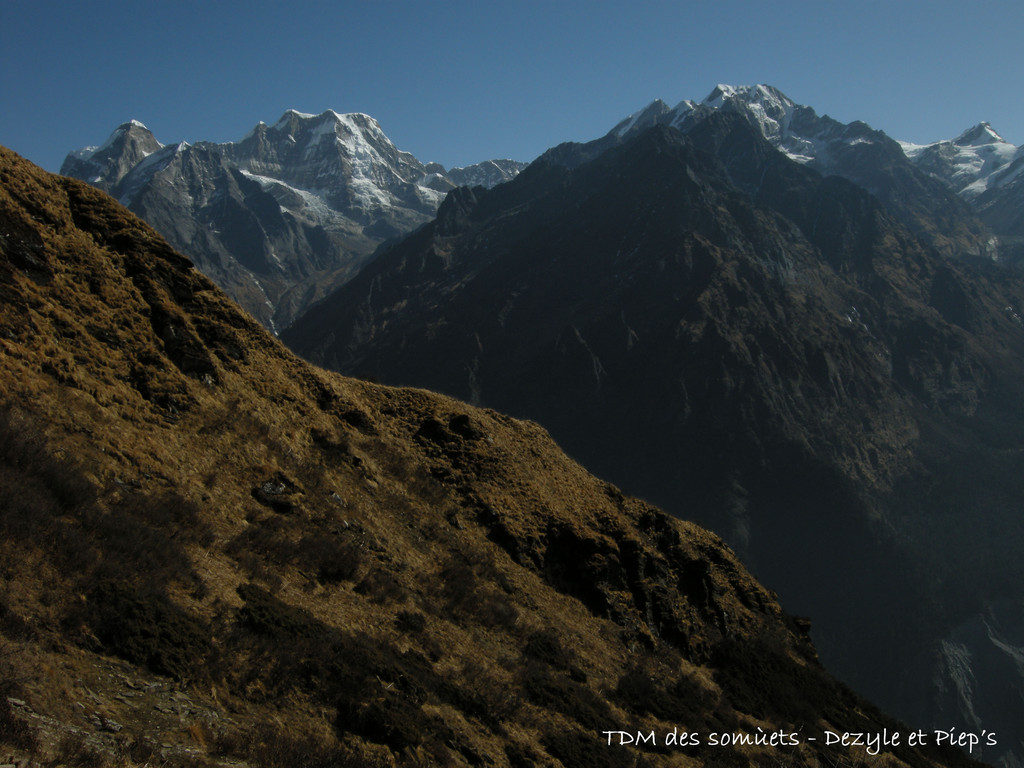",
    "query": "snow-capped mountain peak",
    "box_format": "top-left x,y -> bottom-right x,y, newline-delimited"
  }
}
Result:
268,109 -> 384,139
703,83 -> 738,107
610,99 -> 671,138
69,119 -> 157,161
445,158 -> 527,189
604,83 -> 990,260
954,121 -> 1008,148
901,121 -> 1019,199
62,109 -> 527,331
614,83 -> 846,169
701,83 -> 796,114
60,119 -> 163,191
222,107 -> 441,215
616,84 -> 804,144
272,109 -> 316,131
82,121 -> 152,158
